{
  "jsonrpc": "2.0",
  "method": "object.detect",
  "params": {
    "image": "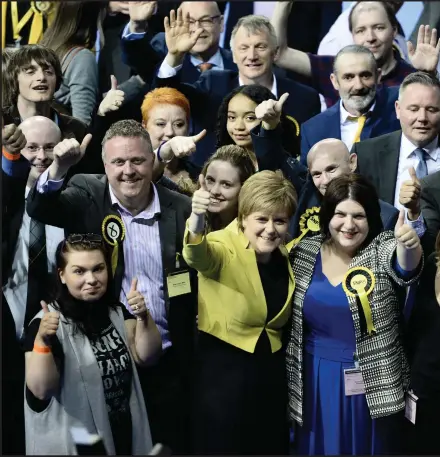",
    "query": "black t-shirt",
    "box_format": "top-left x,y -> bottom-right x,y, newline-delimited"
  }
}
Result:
23,304 -> 136,455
